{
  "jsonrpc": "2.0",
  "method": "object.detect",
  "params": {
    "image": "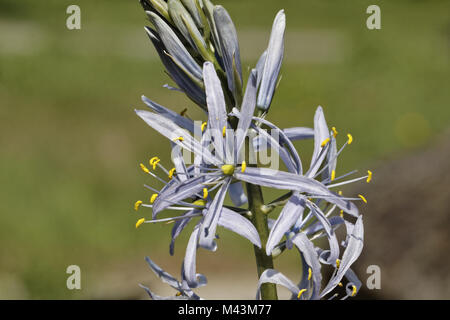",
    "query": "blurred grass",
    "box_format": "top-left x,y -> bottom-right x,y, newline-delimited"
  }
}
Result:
0,0 -> 449,298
